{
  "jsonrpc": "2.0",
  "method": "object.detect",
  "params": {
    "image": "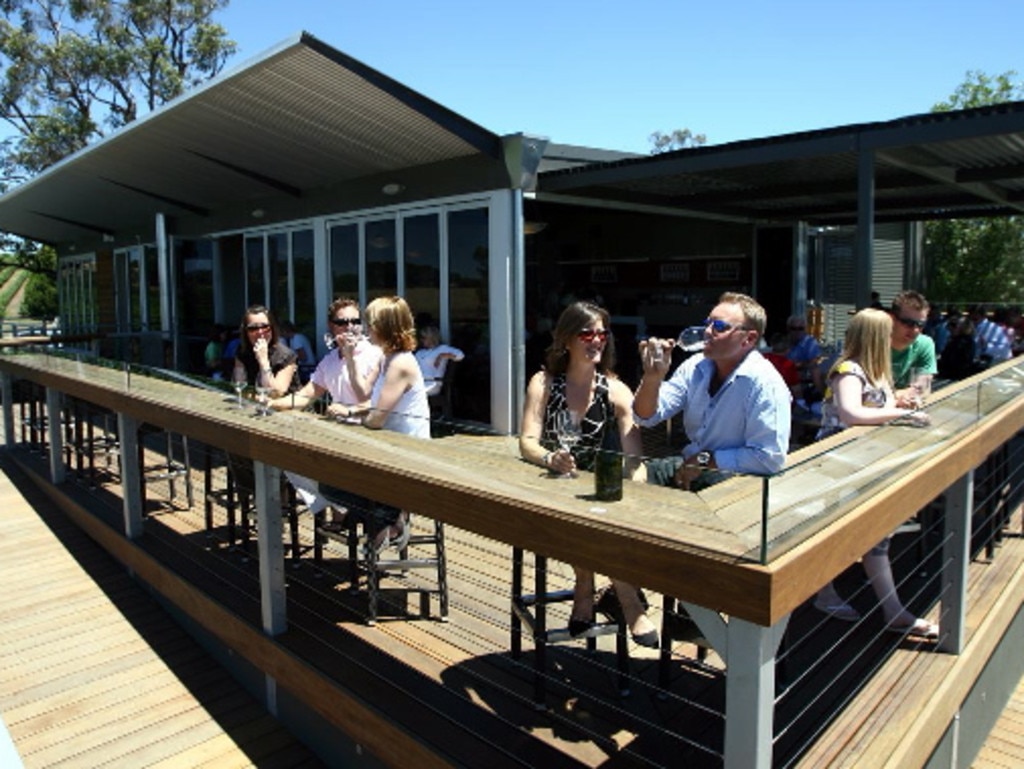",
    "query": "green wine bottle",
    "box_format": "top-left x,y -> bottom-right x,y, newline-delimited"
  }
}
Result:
594,422 -> 623,501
